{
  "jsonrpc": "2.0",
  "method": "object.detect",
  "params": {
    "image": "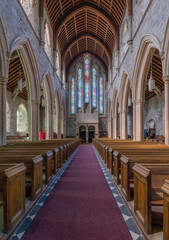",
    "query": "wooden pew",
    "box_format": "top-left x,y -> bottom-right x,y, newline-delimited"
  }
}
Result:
133,163 -> 169,234
0,147 -> 53,184
0,155 -> 43,200
120,154 -> 169,201
162,180 -> 169,240
0,163 -> 26,233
